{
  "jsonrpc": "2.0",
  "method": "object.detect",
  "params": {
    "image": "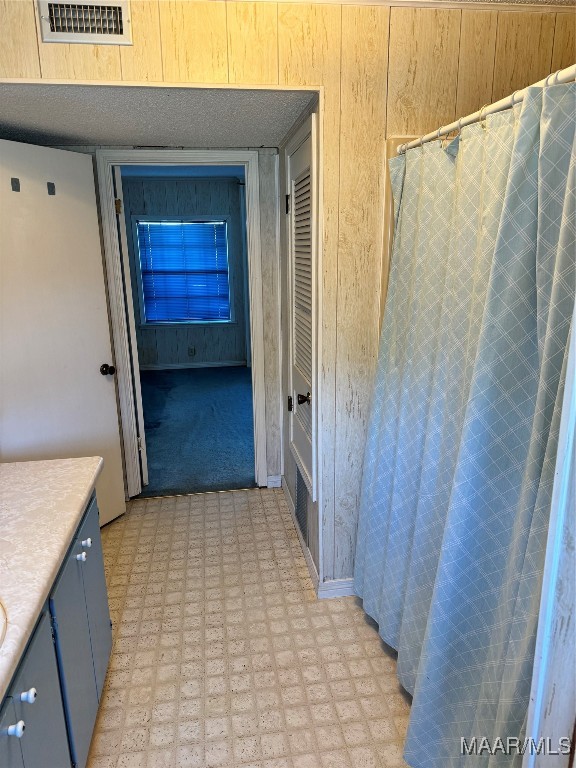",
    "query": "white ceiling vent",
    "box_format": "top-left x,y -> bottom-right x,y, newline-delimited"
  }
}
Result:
37,1 -> 132,45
